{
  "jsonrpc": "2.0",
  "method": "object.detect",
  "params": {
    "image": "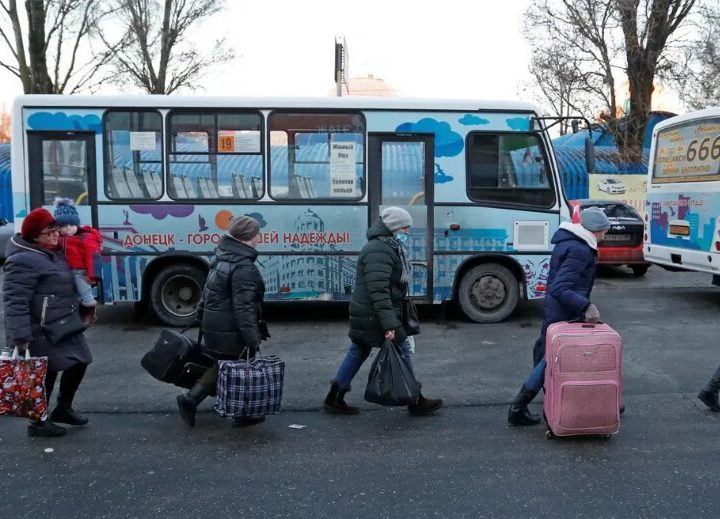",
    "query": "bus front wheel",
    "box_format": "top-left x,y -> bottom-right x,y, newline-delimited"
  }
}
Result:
457,264 -> 519,323
149,264 -> 206,327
